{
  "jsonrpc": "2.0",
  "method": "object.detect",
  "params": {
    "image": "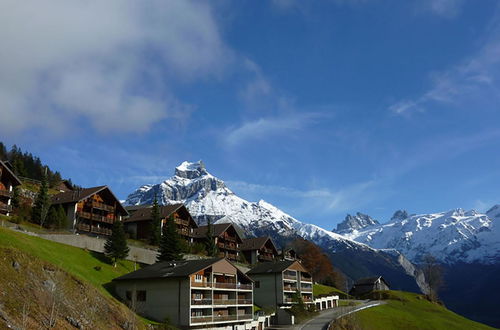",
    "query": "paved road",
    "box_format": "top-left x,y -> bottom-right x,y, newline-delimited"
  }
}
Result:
298,300 -> 384,330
